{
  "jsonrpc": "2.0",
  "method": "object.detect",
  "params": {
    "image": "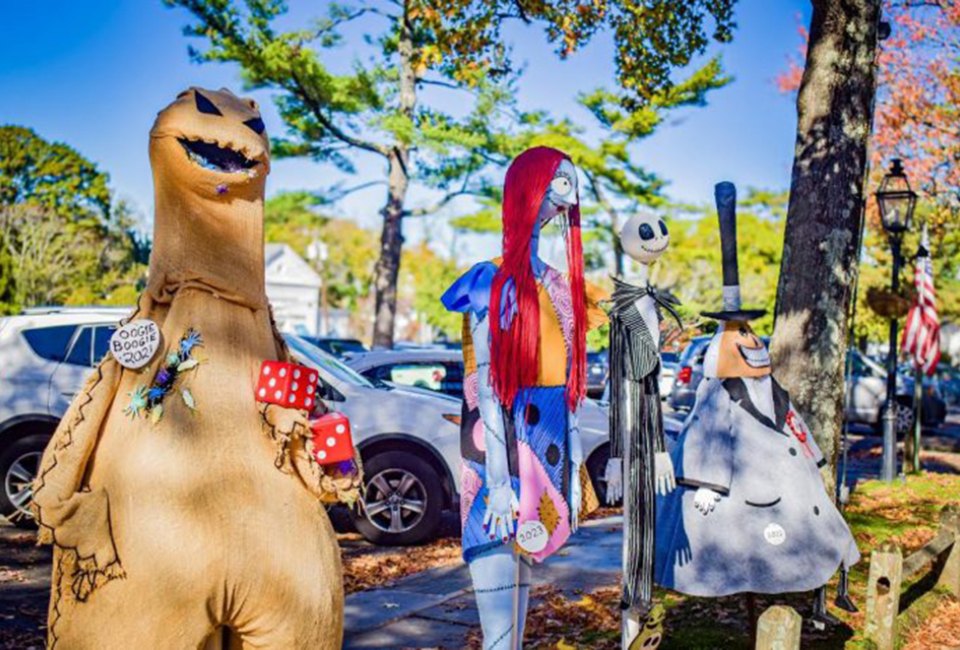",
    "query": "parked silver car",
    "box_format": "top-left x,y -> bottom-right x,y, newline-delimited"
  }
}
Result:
0,308 -> 127,526
0,313 -> 464,546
